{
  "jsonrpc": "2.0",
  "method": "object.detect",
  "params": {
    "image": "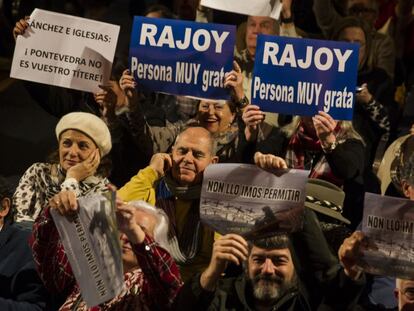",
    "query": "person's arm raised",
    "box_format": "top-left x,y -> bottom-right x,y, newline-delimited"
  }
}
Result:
242,105 -> 265,142
338,231 -> 367,281
200,234 -> 248,291
224,61 -> 245,103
